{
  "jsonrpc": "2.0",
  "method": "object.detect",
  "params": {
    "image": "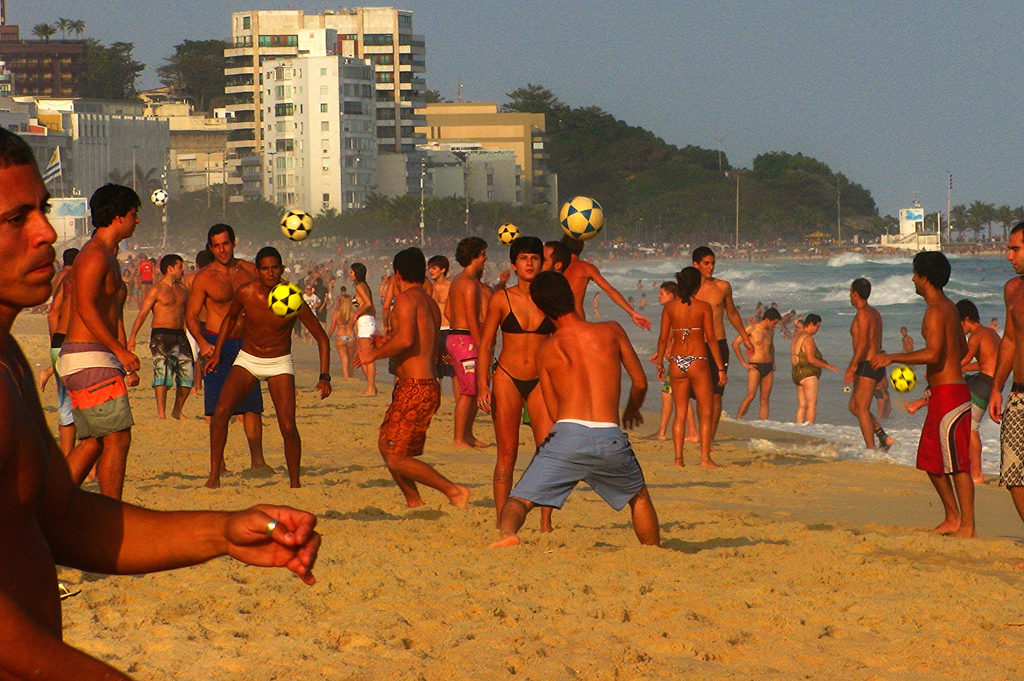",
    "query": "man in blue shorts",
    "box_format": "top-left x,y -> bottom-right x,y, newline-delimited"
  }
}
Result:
490,271 -> 660,547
